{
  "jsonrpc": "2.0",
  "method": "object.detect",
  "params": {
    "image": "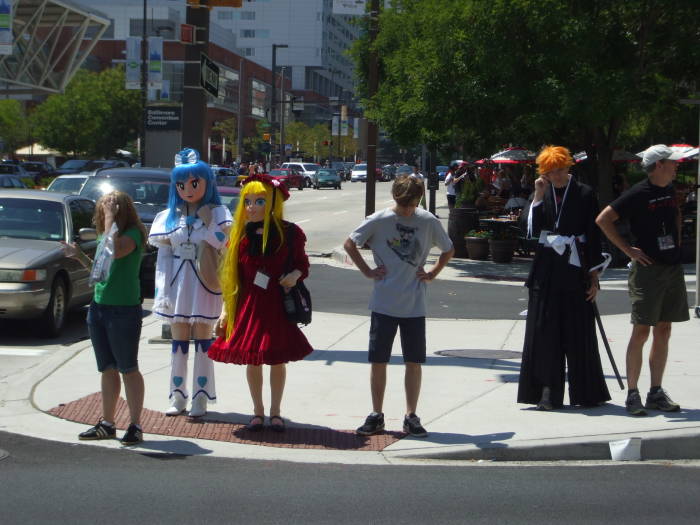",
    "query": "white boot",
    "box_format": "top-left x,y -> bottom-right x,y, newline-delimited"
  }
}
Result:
189,394 -> 207,418
165,392 -> 187,416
